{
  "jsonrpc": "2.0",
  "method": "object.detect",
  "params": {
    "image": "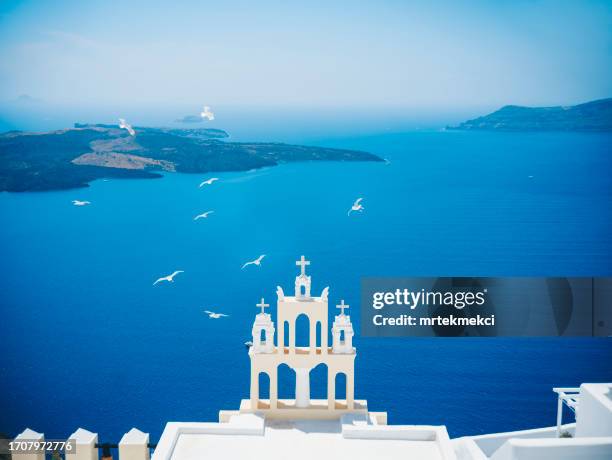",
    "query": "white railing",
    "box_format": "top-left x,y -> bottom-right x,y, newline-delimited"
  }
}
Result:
8,427 -> 153,460
553,387 -> 580,437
